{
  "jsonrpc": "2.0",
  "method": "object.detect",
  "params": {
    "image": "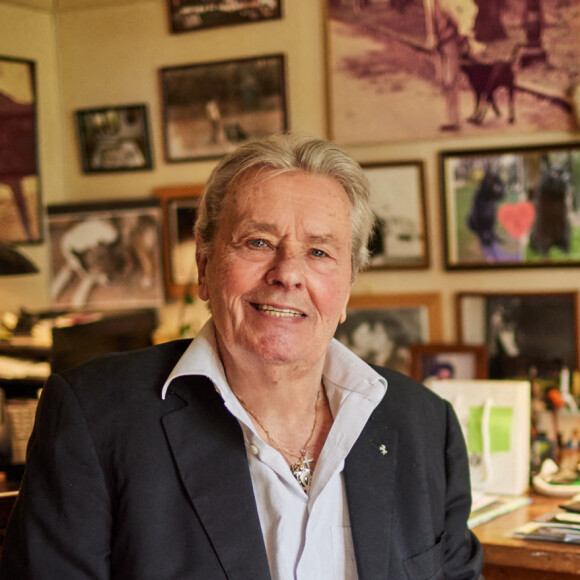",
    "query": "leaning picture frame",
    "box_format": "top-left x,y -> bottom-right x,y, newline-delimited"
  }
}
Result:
363,161 -> 429,269
409,343 -> 488,384
154,184 -> 203,300
160,54 -> 287,163
456,291 -> 579,380
335,292 -> 442,376
0,55 -> 42,243
47,199 -> 165,310
75,104 -> 154,174
440,143 -> 580,269
167,0 -> 282,34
